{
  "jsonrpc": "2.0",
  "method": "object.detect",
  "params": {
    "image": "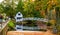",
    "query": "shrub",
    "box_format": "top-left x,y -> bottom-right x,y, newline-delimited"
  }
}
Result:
8,20 -> 15,30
